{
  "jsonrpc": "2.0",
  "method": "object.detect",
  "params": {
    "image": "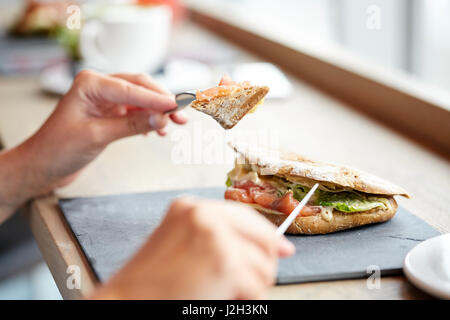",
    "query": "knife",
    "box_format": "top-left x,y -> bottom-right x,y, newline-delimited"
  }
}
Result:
276,183 -> 319,236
